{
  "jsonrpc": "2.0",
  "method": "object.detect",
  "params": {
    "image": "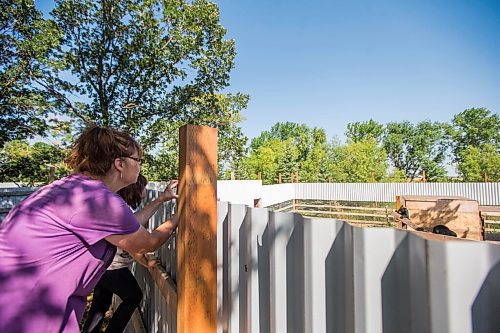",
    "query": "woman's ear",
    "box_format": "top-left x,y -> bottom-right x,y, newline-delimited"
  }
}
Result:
113,157 -> 124,173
